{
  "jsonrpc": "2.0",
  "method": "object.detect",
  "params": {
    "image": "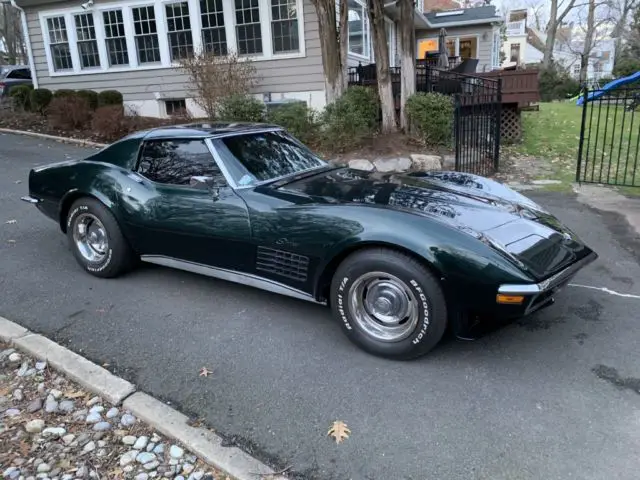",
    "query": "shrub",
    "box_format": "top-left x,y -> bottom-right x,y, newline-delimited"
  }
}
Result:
53,89 -> 76,99
10,85 -> 33,110
29,88 -> 53,114
91,105 -> 134,141
405,92 -> 454,146
179,51 -> 260,119
97,90 -> 123,107
321,86 -> 379,151
218,94 -> 265,122
538,67 -> 580,102
267,101 -> 318,145
47,96 -> 92,130
76,89 -> 99,110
